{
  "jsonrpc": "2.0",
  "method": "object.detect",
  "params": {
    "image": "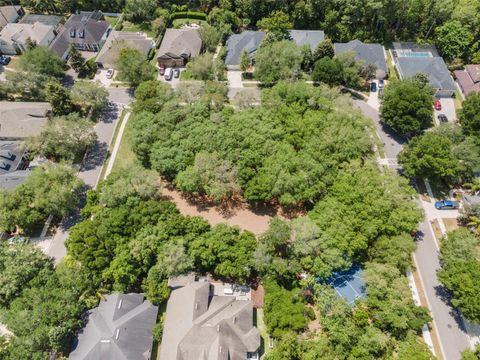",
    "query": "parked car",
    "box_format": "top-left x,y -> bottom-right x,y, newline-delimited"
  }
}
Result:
0,55 -> 11,65
370,82 -> 377,92
434,99 -> 442,110
173,68 -> 180,78
105,69 -> 114,79
378,88 -> 383,98
437,114 -> 448,123
159,64 -> 166,75
164,67 -> 173,81
378,79 -> 384,88
435,200 -> 460,210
